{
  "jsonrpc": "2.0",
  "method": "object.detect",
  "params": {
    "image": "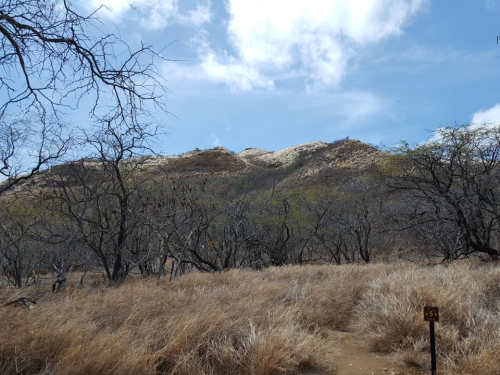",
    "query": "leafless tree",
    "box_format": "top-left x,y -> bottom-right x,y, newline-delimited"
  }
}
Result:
0,0 -> 169,193
387,124 -> 500,260
0,0 -> 168,120
0,114 -> 71,194
0,199 -> 44,287
47,119 -> 161,282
